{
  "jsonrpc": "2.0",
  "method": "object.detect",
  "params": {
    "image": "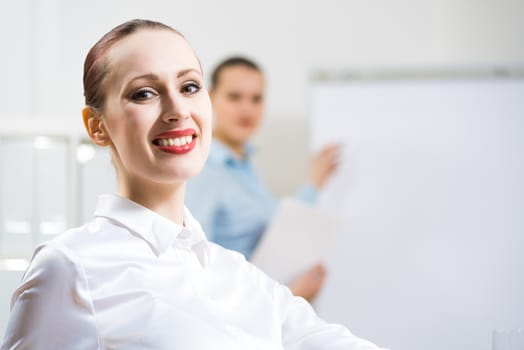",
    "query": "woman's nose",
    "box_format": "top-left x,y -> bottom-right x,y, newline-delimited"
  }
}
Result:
162,94 -> 190,123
